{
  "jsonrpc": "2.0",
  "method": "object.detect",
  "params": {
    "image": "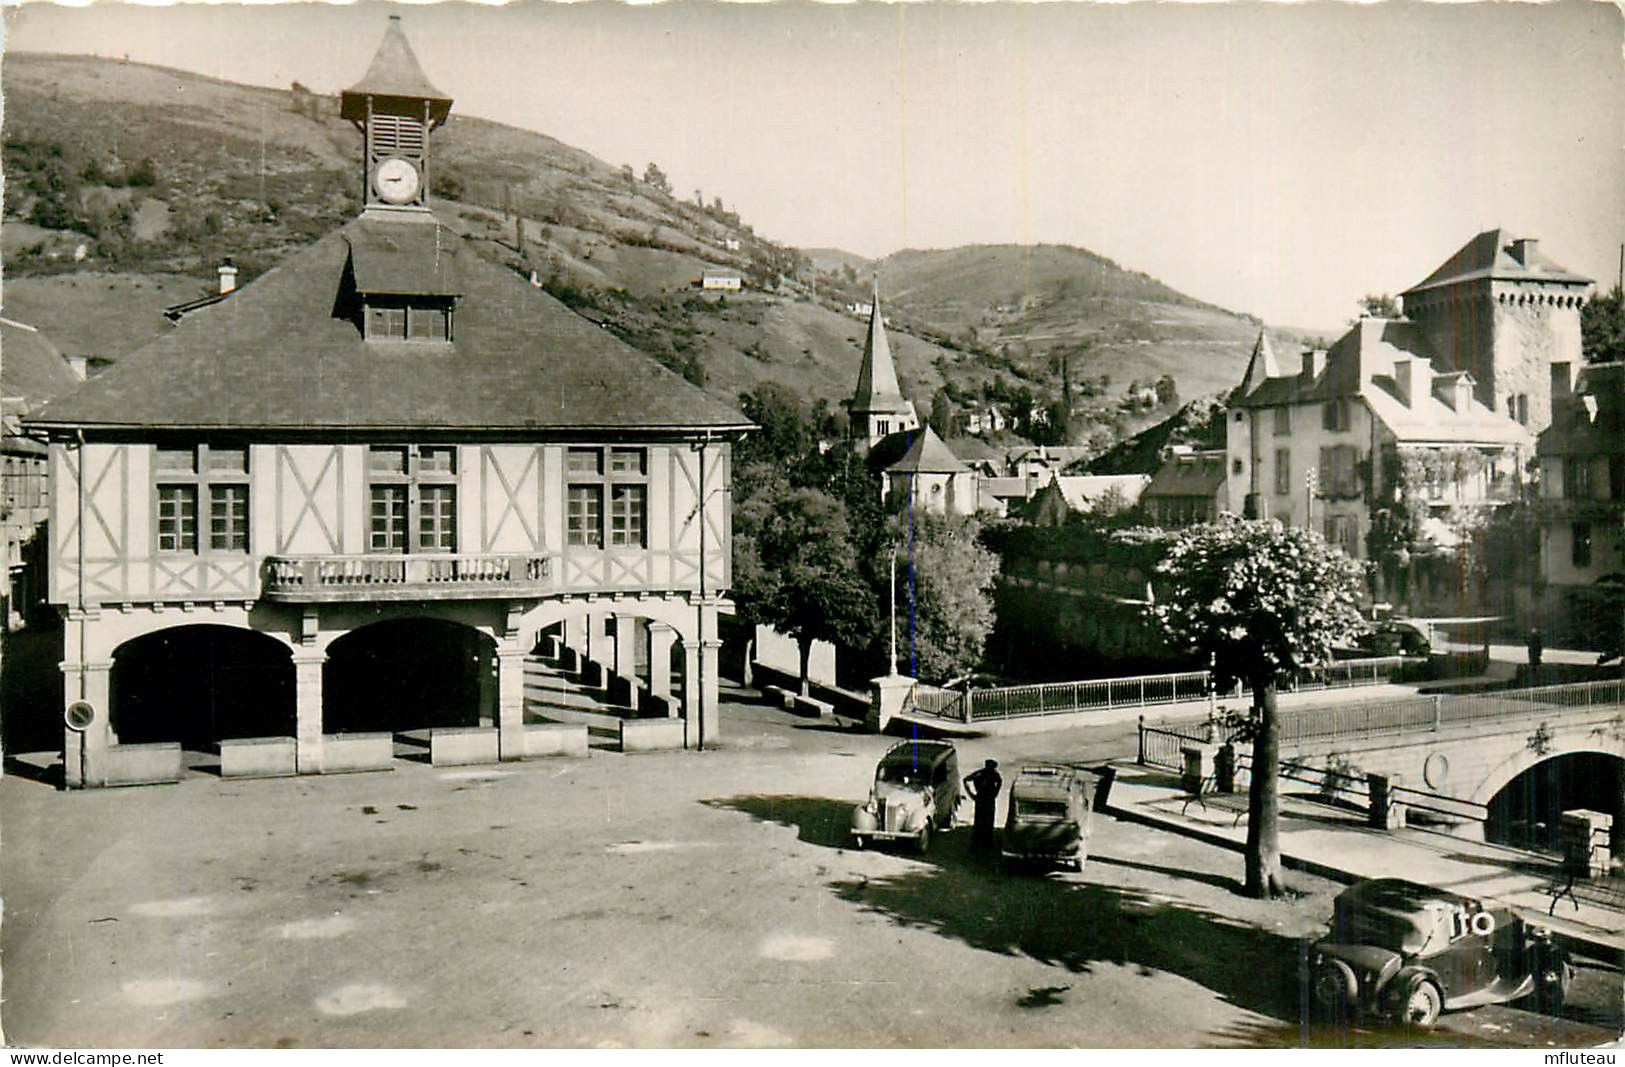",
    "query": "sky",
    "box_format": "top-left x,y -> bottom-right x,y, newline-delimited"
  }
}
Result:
4,0 -> 1623,330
